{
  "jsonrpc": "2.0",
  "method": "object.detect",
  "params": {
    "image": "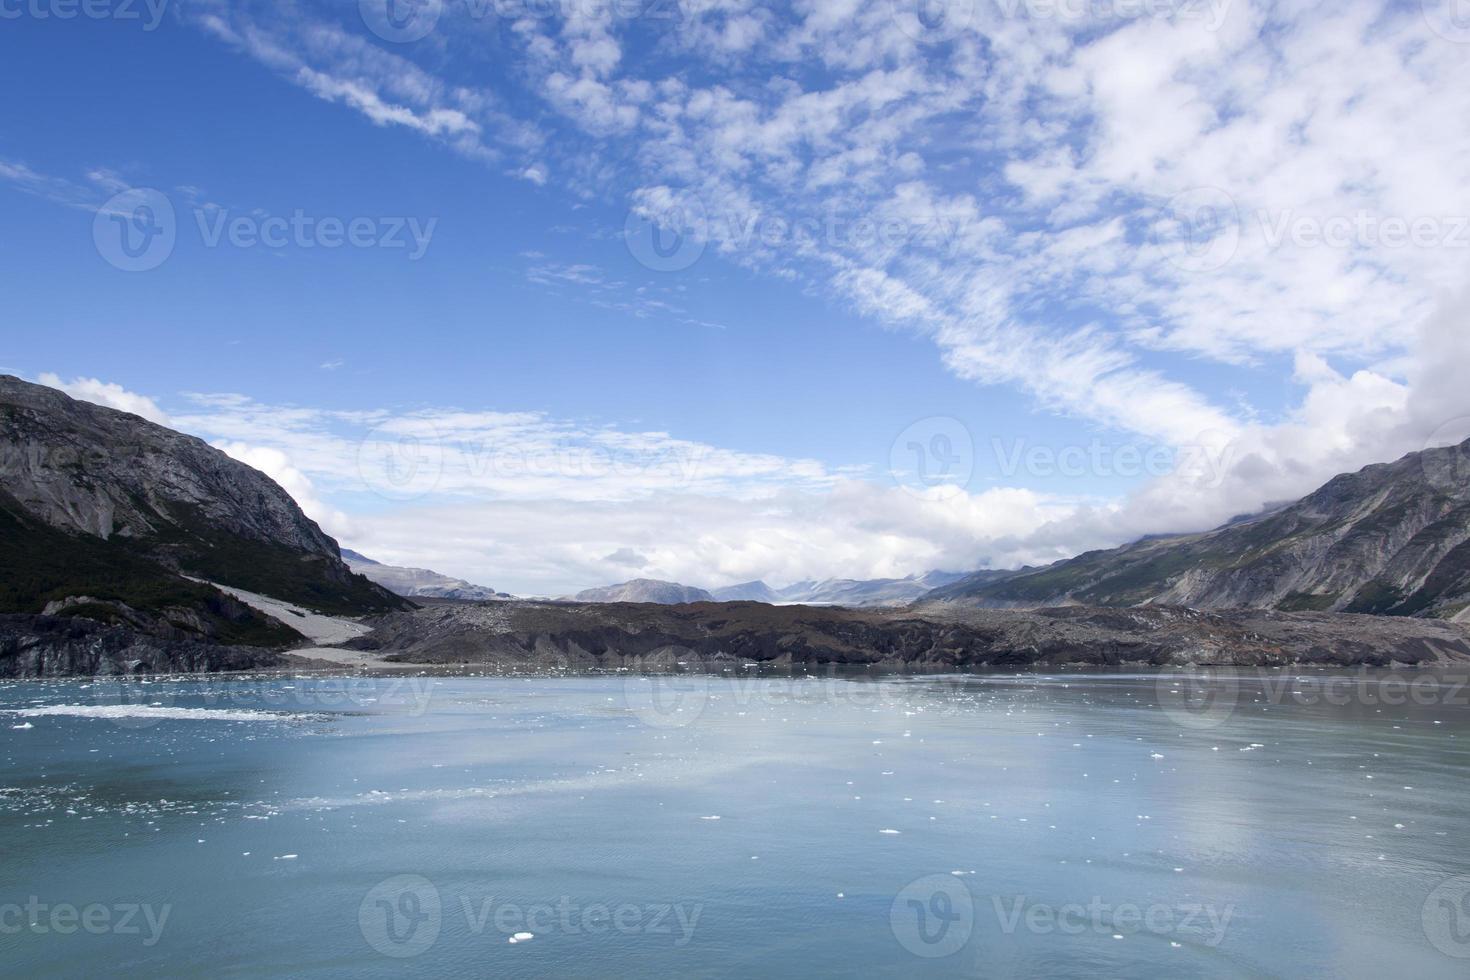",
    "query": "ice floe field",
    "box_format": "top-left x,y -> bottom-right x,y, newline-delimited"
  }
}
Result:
2,669 -> 1469,977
